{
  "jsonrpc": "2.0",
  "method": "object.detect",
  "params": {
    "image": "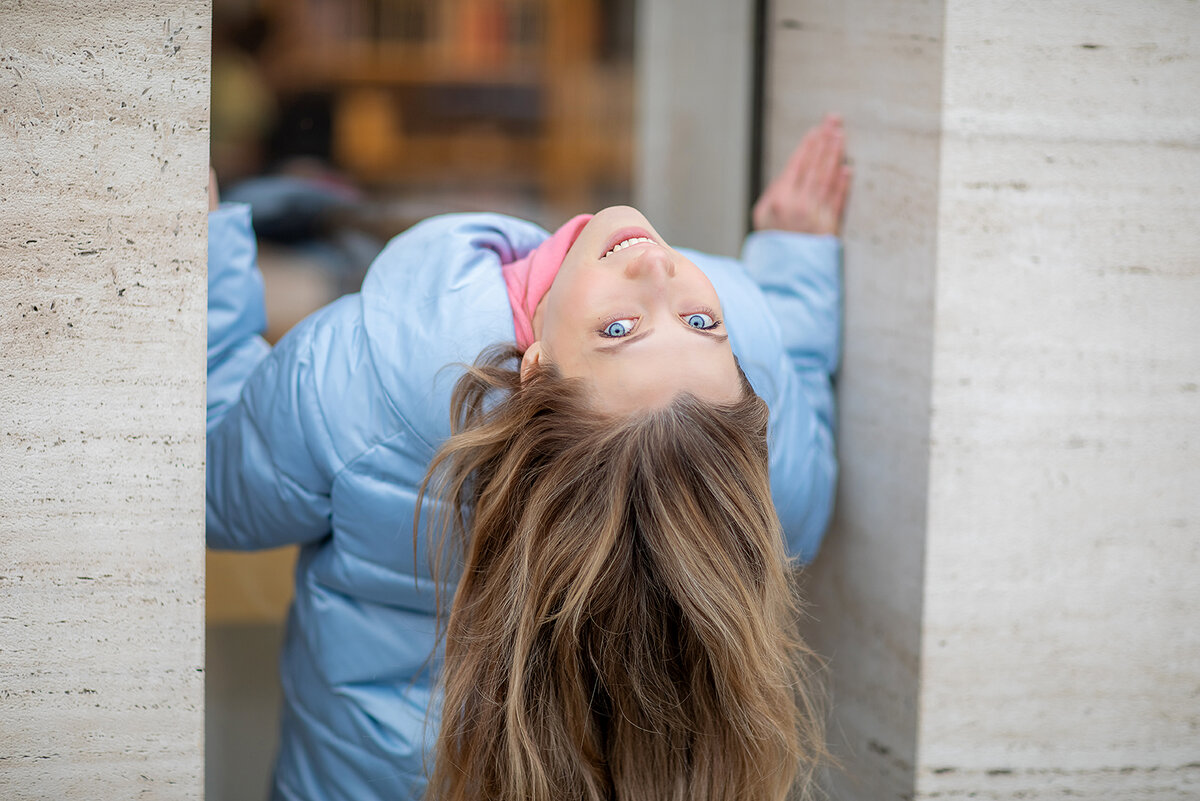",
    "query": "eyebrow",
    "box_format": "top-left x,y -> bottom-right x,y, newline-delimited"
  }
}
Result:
593,327 -> 729,355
